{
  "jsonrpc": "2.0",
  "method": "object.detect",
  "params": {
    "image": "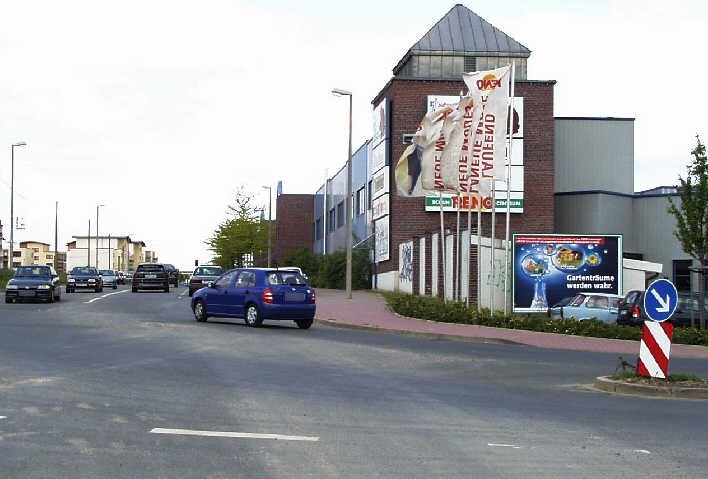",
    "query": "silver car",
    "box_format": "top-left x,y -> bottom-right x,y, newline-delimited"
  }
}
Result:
99,269 -> 119,289
188,265 -> 223,296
